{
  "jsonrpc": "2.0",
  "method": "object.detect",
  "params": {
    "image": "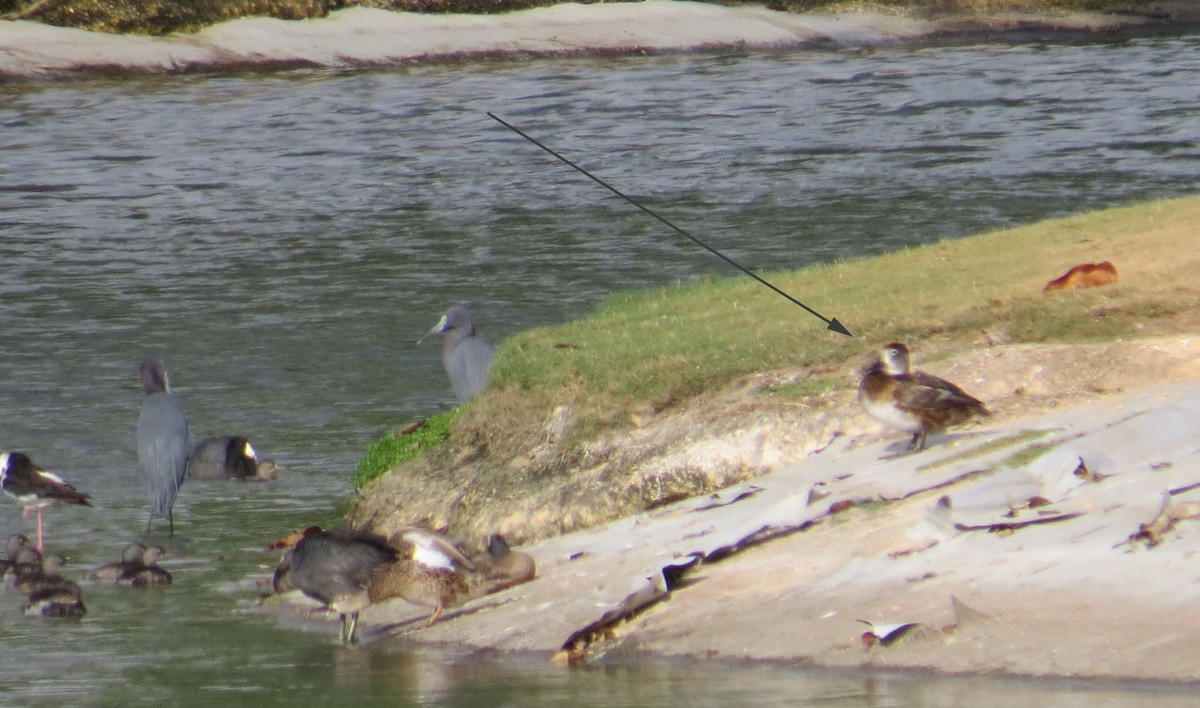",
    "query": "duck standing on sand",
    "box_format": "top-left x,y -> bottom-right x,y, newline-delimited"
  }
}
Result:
0,451 -> 92,553
858,342 -> 990,453
369,528 -> 487,627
